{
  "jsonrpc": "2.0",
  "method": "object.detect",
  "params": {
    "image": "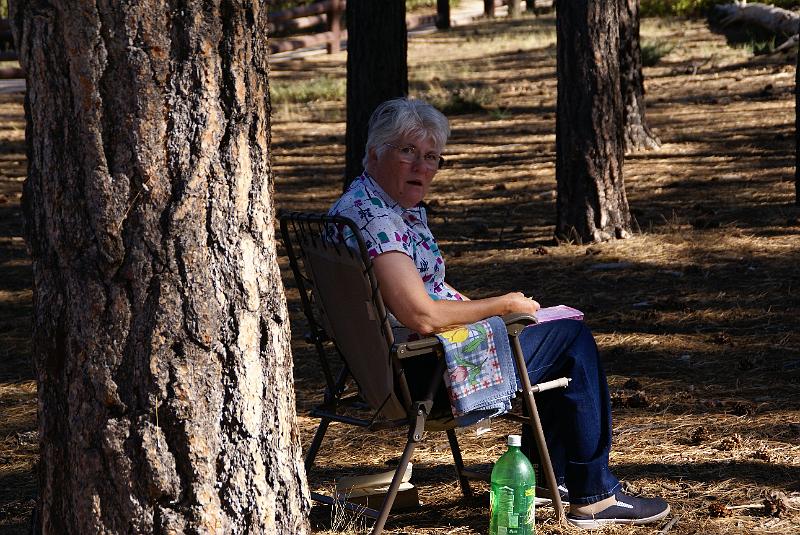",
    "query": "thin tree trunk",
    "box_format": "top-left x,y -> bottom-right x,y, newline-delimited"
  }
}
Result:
619,0 -> 660,152
796,38 -> 799,205
437,0 -> 451,29
13,1 -> 309,532
555,0 -> 631,243
345,0 -> 408,186
484,0 -> 496,18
